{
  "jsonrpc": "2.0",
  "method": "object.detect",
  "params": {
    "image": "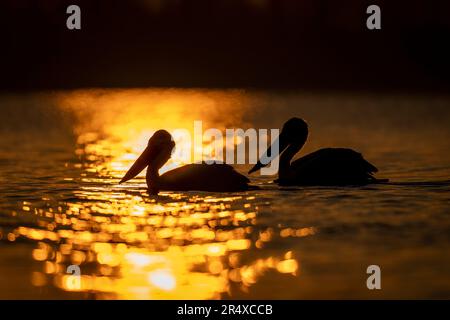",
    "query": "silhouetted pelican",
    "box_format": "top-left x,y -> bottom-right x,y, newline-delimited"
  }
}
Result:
249,118 -> 385,185
120,130 -> 251,194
